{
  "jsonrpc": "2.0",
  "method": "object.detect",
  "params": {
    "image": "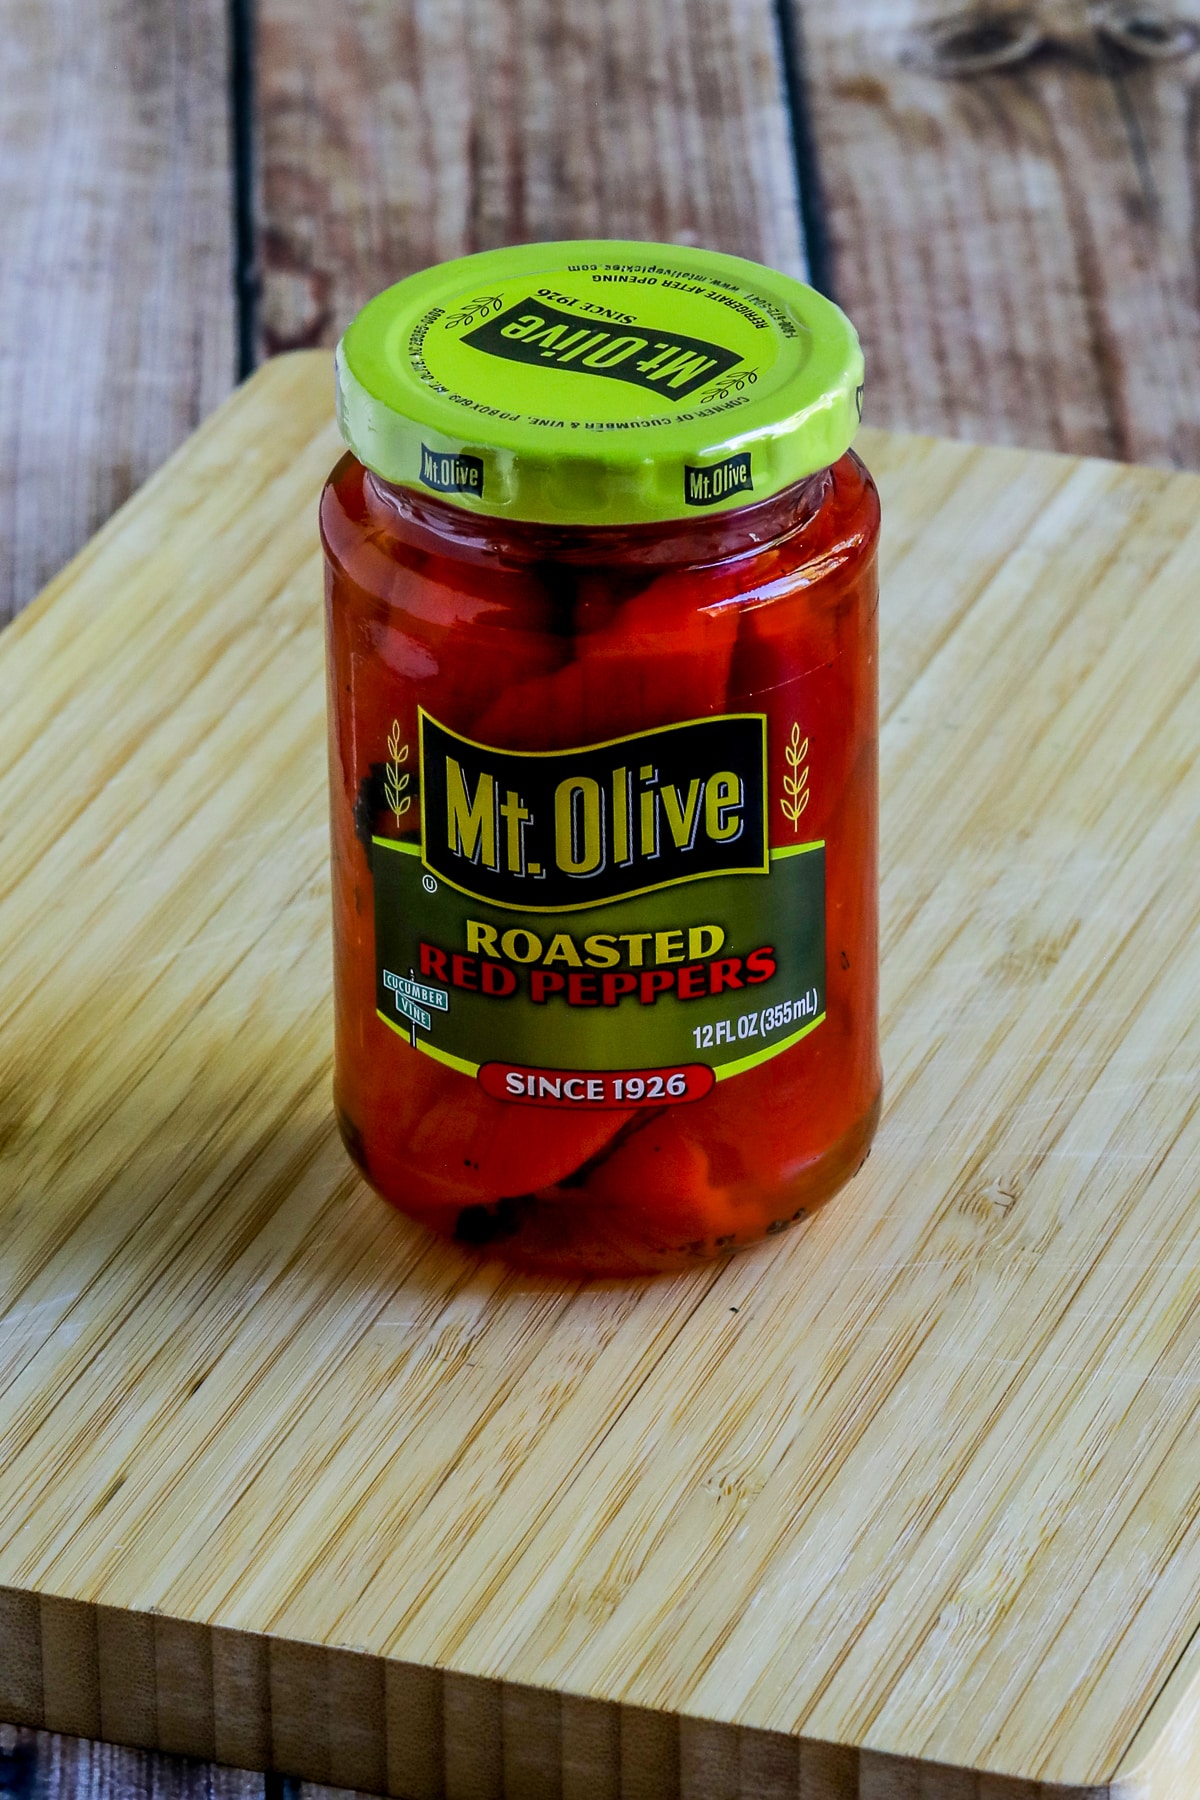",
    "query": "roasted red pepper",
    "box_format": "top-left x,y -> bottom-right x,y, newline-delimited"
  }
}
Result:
323,453 -> 879,1274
